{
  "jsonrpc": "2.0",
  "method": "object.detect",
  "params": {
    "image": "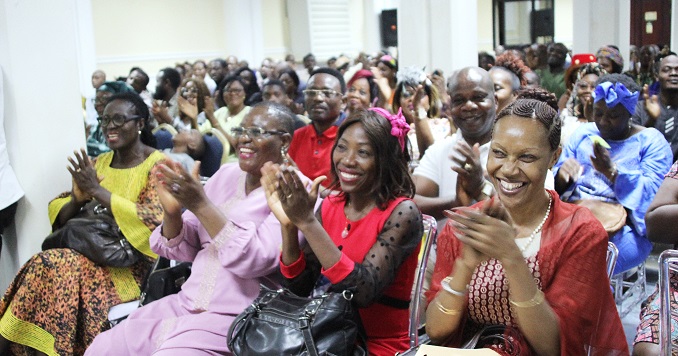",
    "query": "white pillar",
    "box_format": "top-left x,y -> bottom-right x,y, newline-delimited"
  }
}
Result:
672,0 -> 678,53
74,0 -> 97,97
223,0 -> 265,65
572,0 -> 630,68
399,0 -> 478,76
0,0 -> 87,290
362,0 -> 381,54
